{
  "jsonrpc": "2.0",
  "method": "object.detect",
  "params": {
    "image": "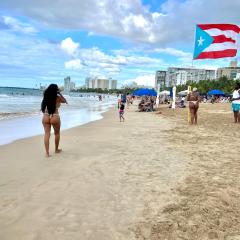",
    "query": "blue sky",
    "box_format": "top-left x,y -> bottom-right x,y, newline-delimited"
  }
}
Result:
0,0 -> 239,88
